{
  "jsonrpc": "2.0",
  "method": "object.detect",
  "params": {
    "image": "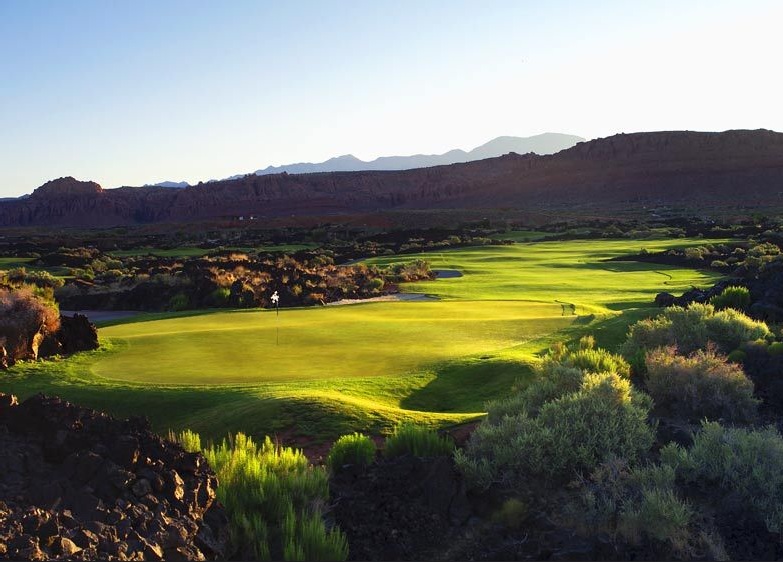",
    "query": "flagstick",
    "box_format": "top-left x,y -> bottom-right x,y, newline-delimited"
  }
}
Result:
271,290 -> 280,346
